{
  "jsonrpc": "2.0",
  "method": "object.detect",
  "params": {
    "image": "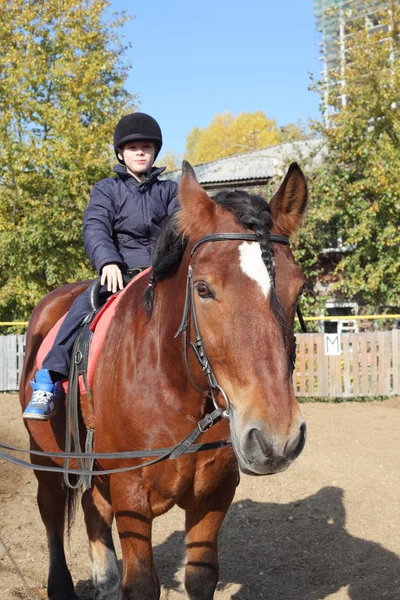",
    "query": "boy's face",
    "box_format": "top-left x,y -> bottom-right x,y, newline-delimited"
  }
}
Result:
118,141 -> 156,178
